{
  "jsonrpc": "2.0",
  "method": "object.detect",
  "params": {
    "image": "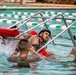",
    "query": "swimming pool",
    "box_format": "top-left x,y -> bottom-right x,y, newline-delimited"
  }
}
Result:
0,5 -> 76,75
